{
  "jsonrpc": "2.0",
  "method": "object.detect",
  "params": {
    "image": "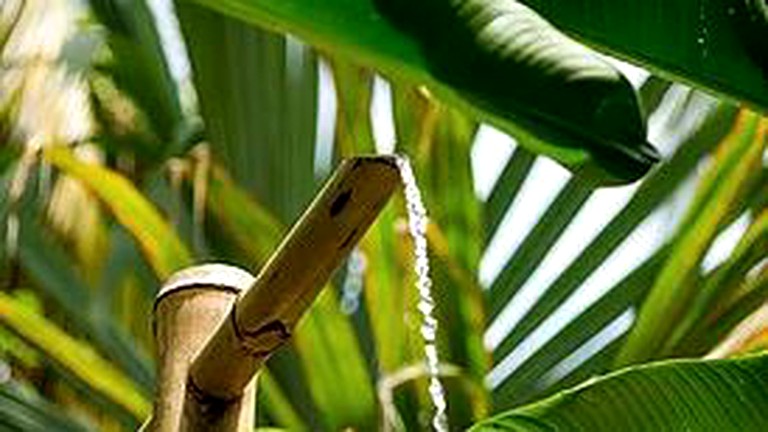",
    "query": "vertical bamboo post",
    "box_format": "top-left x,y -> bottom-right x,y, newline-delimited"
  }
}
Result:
182,156 -> 400,428
150,264 -> 257,431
